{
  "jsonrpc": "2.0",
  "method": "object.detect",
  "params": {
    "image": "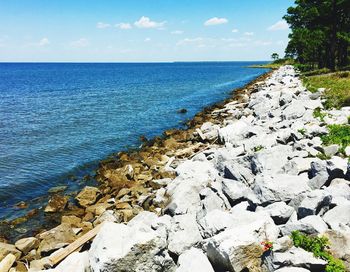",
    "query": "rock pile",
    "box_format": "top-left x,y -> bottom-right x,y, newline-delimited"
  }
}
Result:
1,66 -> 349,271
